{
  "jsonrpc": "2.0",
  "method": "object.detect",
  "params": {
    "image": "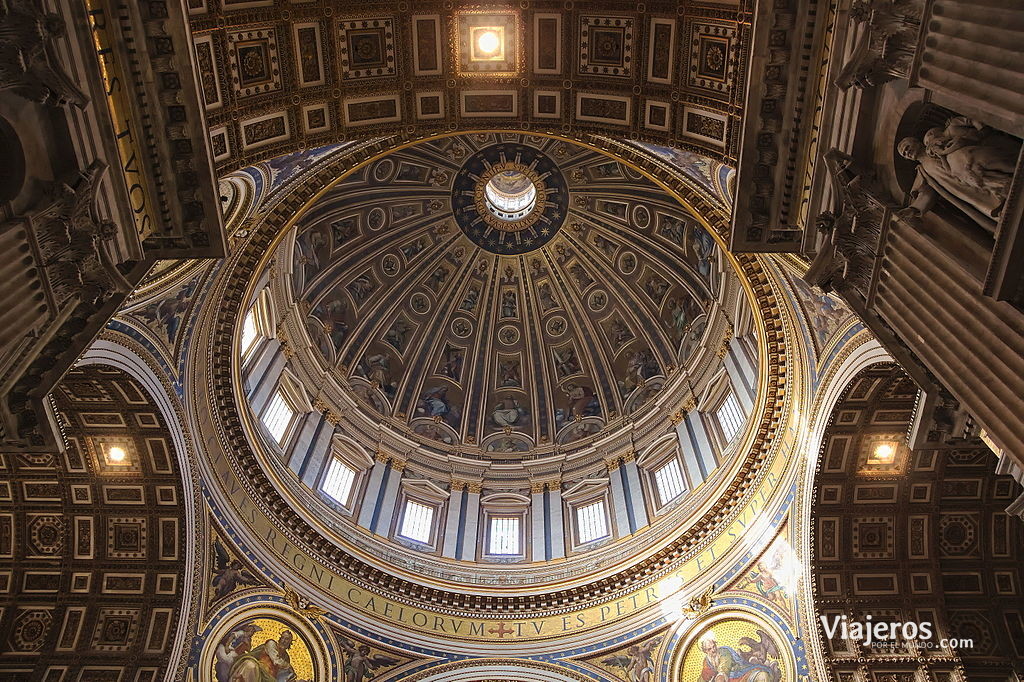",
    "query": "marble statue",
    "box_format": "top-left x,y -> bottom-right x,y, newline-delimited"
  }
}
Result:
897,117 -> 1020,232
